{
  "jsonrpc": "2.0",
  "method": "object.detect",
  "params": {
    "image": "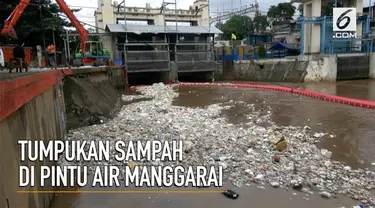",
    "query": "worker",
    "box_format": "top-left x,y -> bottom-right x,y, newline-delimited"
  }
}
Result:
47,44 -> 57,69
12,42 -> 28,72
90,43 -> 97,56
